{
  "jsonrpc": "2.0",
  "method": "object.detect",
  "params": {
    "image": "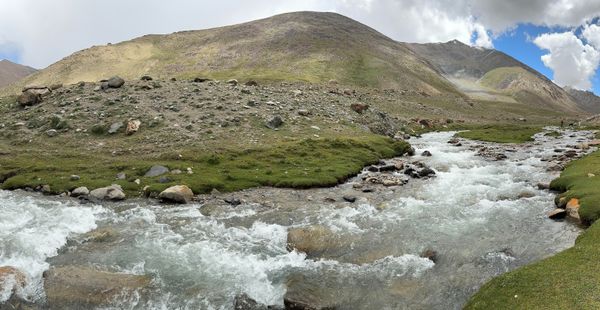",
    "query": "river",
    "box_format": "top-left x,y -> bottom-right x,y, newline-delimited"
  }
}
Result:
0,129 -> 593,309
